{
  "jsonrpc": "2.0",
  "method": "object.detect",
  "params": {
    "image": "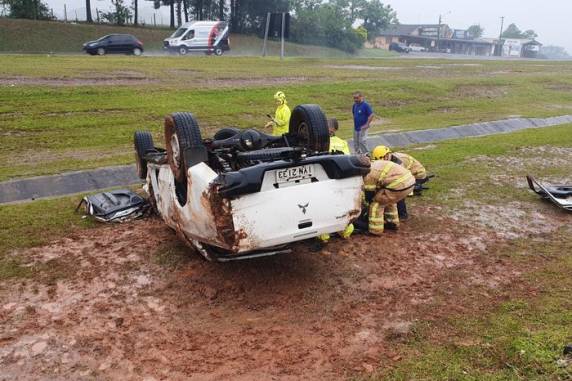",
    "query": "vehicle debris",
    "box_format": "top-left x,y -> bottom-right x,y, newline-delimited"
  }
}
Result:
526,175 -> 572,211
75,189 -> 149,222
